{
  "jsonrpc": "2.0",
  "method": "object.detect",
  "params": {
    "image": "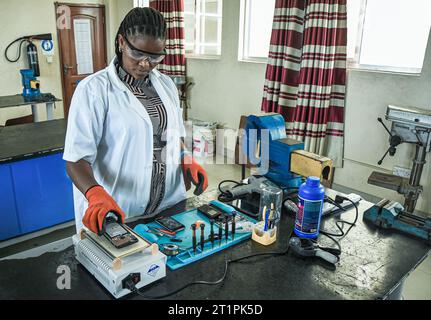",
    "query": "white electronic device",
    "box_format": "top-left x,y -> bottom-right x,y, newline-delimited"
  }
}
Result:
322,193 -> 362,217
73,228 -> 167,299
386,105 -> 431,129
